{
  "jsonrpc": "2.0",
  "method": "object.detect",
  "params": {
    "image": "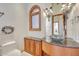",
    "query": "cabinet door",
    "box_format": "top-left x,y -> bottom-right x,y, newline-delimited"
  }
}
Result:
30,39 -> 35,55
35,41 -> 42,56
24,38 -> 30,53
